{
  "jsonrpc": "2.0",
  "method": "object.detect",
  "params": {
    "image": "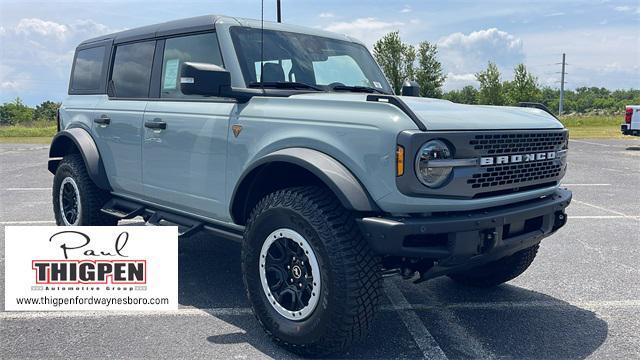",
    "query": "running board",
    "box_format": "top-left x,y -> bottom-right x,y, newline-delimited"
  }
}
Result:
101,198 -> 145,219
101,197 -> 243,241
145,211 -> 204,238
